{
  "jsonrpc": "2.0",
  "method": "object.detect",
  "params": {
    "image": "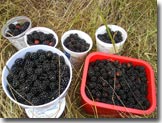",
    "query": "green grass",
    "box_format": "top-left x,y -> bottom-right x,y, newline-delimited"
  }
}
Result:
0,0 -> 157,118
